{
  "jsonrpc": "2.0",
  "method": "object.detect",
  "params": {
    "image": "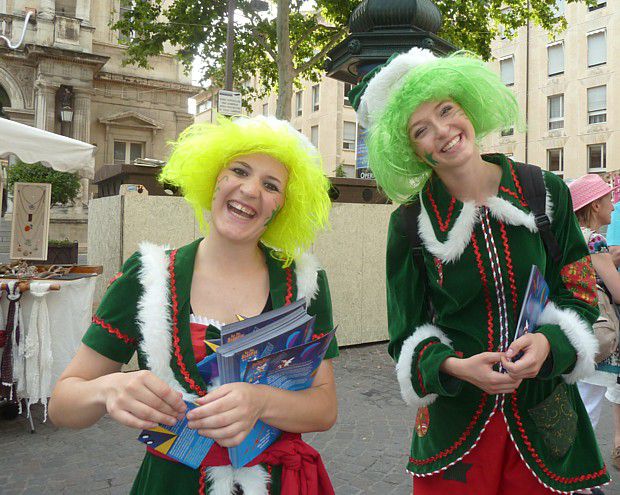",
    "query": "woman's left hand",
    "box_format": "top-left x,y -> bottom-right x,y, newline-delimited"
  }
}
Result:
186,383 -> 267,447
500,333 -> 551,380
